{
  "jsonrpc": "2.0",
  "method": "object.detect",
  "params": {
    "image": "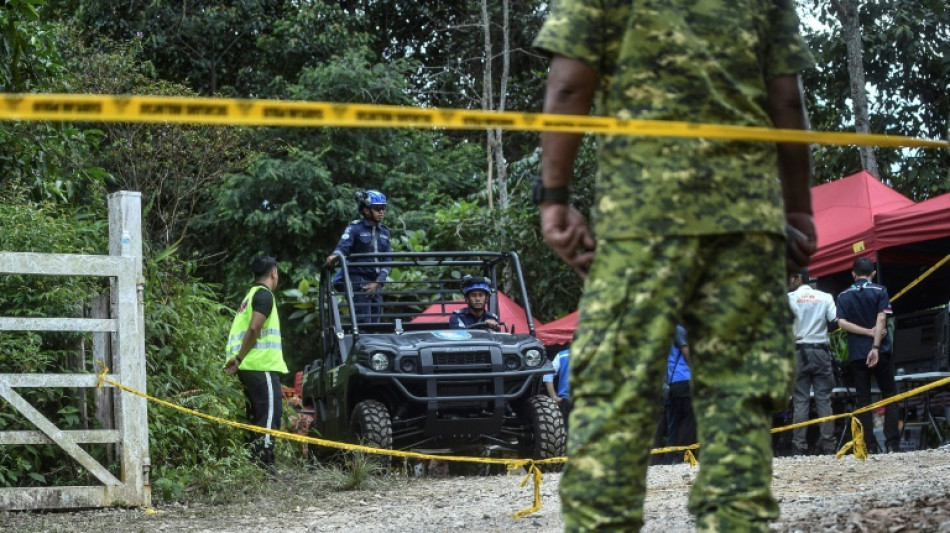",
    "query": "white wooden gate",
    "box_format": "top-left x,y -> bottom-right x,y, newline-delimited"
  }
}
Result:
0,192 -> 150,509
